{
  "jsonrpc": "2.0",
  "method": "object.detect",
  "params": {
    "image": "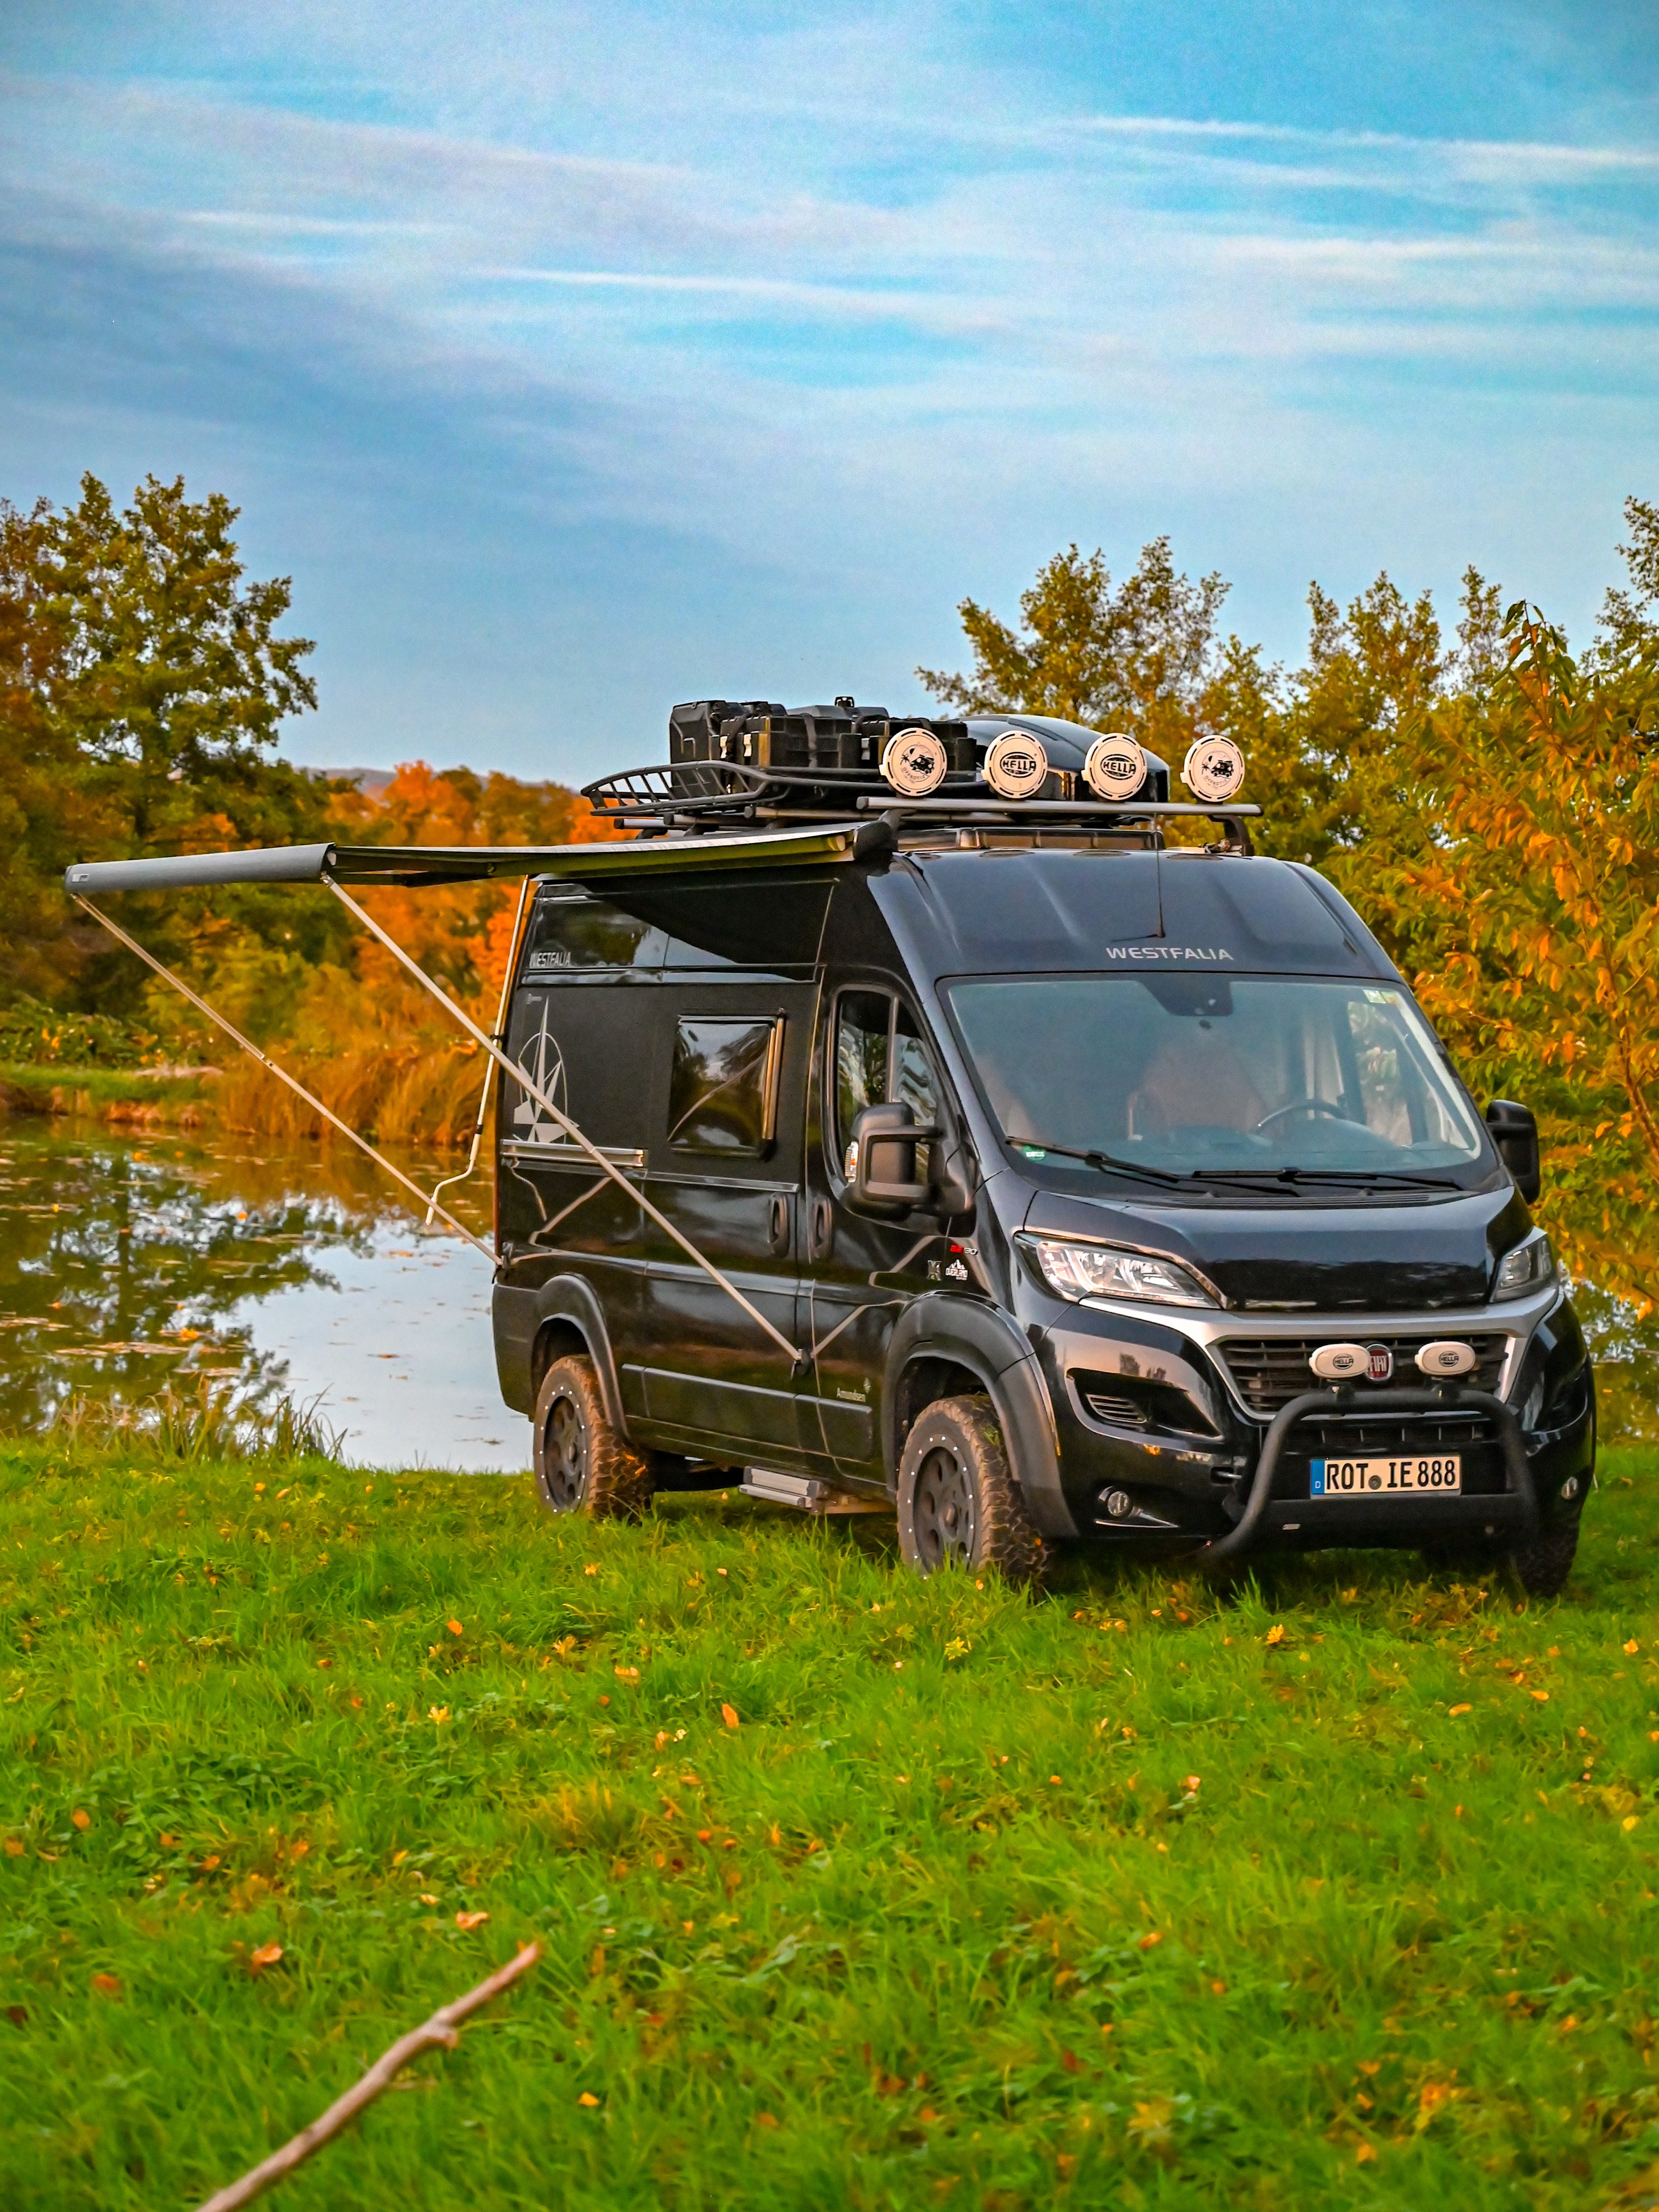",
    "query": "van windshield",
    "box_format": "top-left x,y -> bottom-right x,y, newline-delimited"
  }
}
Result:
946,974 -> 1488,1188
